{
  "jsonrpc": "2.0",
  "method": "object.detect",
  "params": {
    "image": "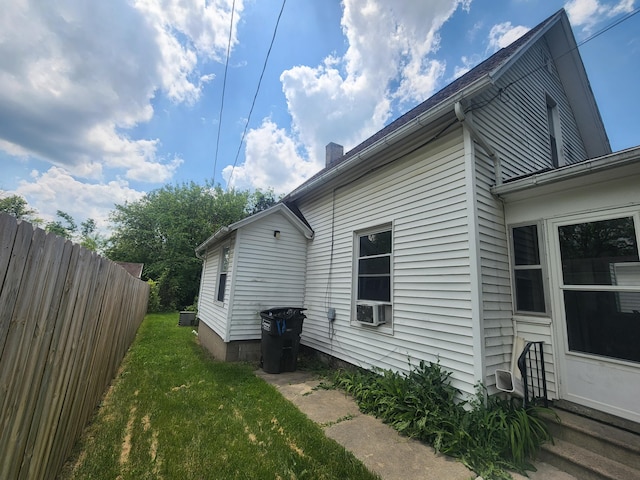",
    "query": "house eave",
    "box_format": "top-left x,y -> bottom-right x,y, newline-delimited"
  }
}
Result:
195,226 -> 231,255
228,203 -> 314,239
492,146 -> 640,201
284,76 -> 494,203
194,203 -> 314,257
